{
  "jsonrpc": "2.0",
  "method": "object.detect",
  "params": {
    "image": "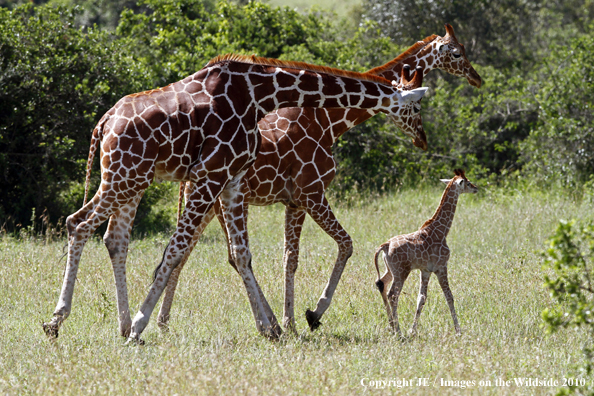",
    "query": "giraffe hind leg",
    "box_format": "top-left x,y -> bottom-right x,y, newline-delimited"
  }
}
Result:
218,181 -> 282,339
103,195 -> 144,338
43,190 -> 128,338
282,206 -> 306,333
304,196 -> 353,331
